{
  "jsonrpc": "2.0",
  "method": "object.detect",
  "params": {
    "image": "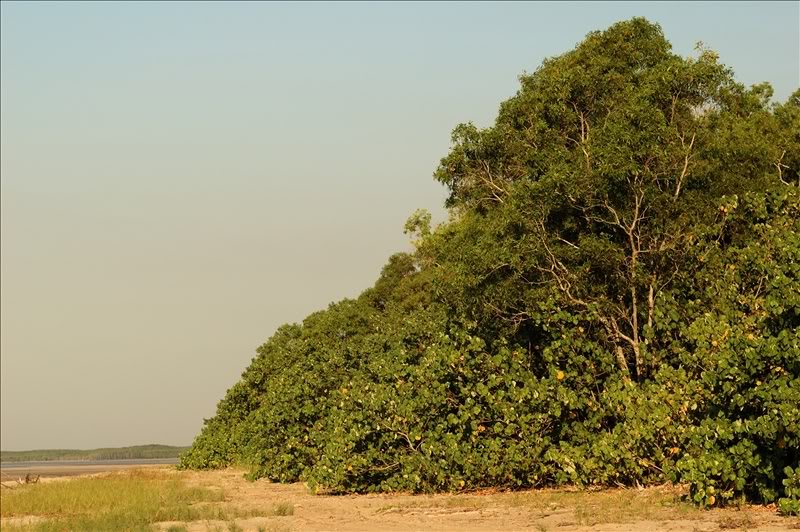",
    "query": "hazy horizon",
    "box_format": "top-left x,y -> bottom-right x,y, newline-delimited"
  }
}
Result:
2,1 -> 798,451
